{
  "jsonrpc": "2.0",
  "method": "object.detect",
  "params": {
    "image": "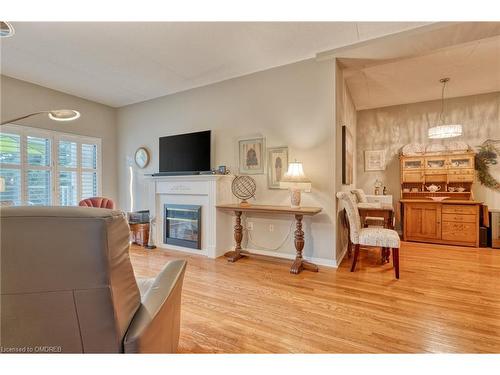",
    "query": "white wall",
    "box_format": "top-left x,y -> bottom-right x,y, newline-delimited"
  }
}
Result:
0,75 -> 118,201
117,59 -> 338,263
356,92 -> 500,226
